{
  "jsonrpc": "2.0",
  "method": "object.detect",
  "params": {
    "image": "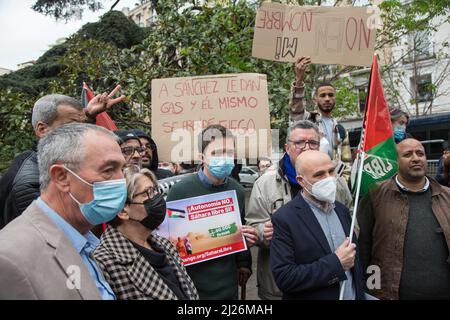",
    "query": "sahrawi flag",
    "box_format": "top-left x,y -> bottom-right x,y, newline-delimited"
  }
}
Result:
167,208 -> 186,219
356,55 -> 398,196
81,82 -> 118,130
